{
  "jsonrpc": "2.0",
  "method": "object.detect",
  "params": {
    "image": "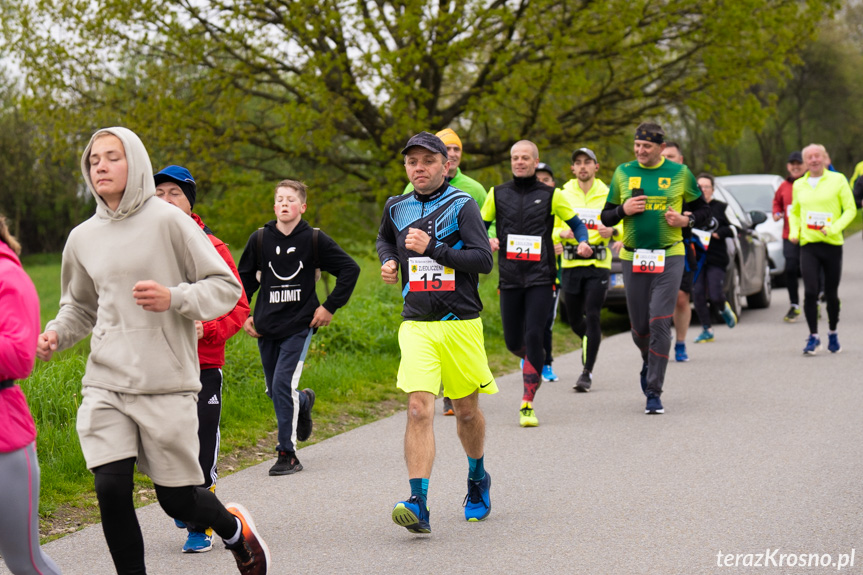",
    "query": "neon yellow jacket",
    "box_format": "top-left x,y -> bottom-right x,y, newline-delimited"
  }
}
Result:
552,178 -> 620,269
789,170 -> 857,246
850,160 -> 863,187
